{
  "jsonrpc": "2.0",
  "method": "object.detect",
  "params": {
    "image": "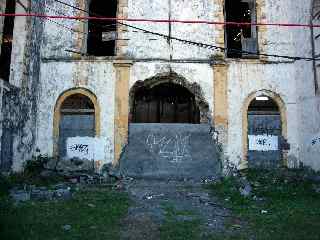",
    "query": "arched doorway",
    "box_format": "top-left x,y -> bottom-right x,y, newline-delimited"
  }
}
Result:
53,89 -> 100,158
131,82 -> 200,124
246,94 -> 284,168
